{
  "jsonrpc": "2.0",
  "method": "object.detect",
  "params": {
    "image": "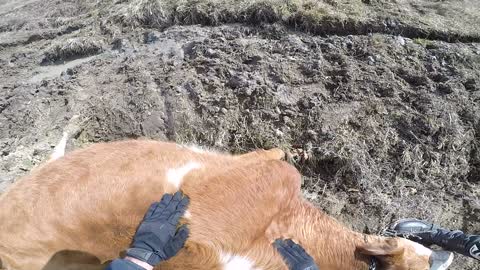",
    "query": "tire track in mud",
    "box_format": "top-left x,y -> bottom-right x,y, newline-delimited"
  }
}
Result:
0,0 -> 40,17
0,24 -> 85,49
